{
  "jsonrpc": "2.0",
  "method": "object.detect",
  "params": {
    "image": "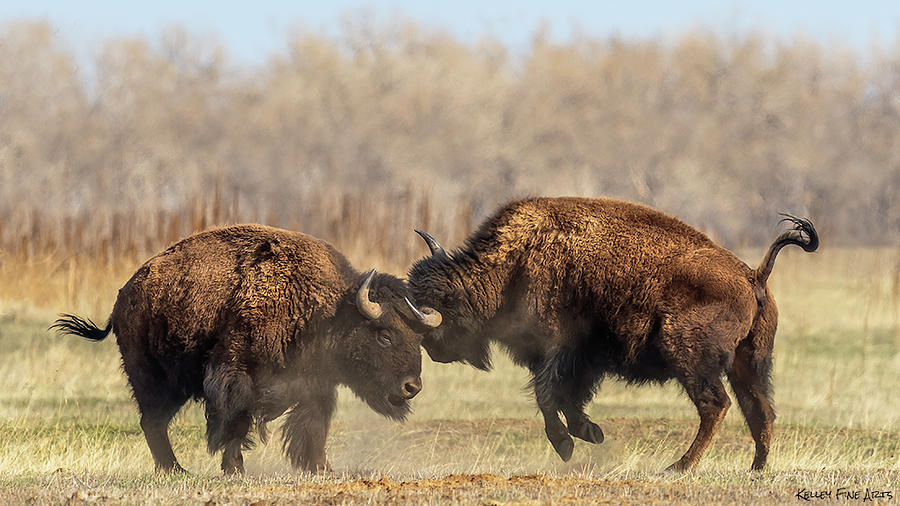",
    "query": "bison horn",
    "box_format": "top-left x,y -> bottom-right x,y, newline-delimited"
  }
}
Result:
414,229 -> 447,258
357,269 -> 383,320
404,297 -> 442,328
